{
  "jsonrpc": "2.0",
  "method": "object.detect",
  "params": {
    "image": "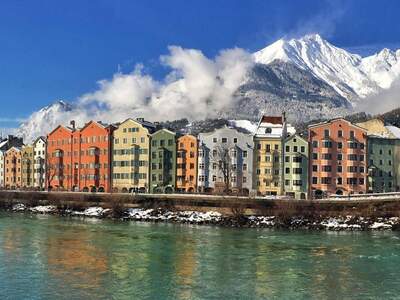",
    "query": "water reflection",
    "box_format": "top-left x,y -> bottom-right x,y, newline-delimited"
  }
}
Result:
1,213 -> 400,299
